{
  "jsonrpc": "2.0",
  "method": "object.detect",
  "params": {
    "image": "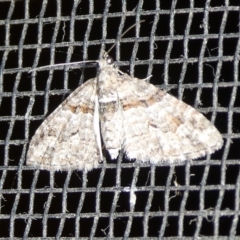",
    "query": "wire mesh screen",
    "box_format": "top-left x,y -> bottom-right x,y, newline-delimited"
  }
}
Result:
0,0 -> 239,238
